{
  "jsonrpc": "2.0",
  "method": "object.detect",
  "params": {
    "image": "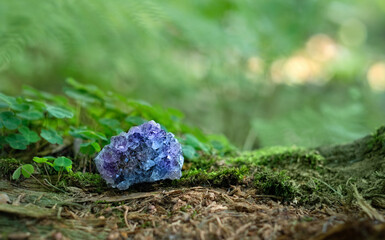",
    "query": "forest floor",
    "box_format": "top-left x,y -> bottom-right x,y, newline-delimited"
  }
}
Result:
1,127 -> 385,240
